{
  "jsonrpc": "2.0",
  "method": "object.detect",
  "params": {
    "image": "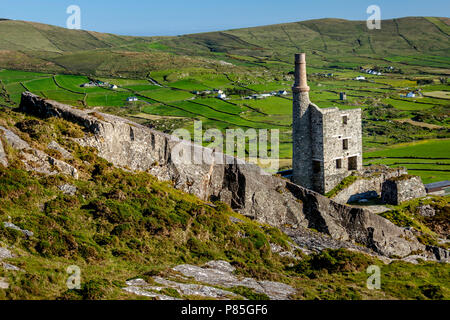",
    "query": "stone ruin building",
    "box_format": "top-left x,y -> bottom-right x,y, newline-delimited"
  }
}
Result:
289,53 -> 428,206
291,53 -> 363,194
